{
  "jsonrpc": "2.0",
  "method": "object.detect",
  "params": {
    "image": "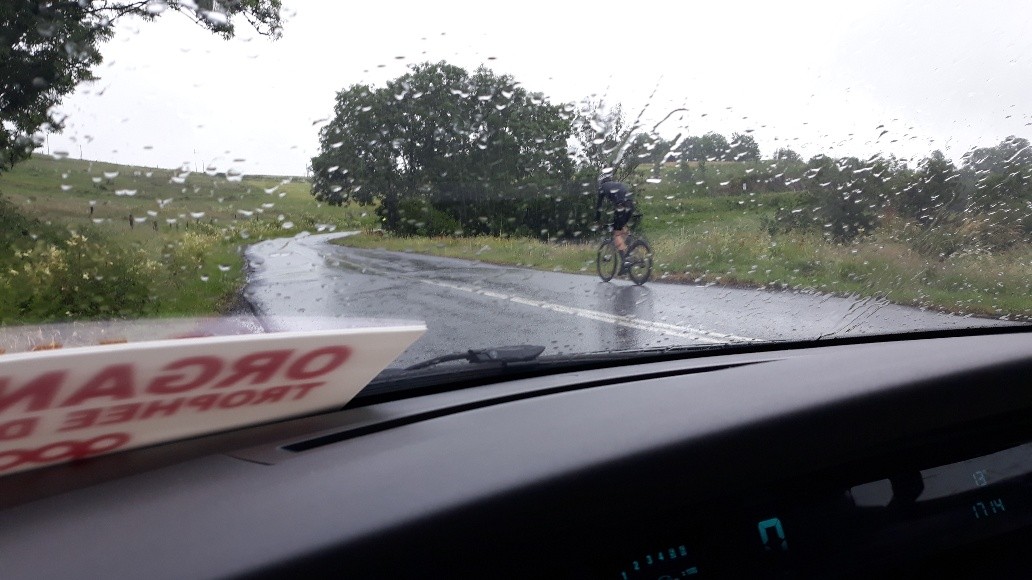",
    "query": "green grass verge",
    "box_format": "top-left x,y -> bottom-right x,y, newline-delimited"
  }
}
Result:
0,155 -> 376,323
6,154 -> 1030,323
335,203 -> 1032,322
